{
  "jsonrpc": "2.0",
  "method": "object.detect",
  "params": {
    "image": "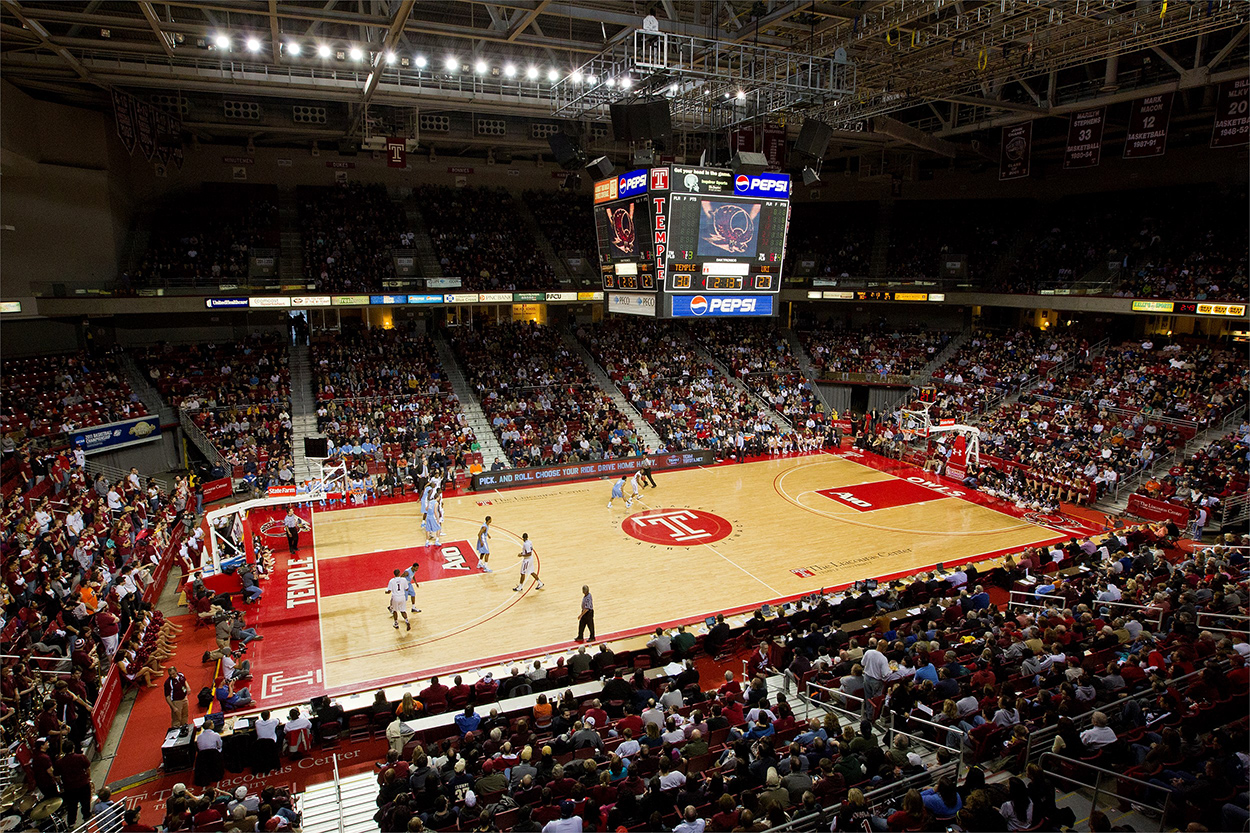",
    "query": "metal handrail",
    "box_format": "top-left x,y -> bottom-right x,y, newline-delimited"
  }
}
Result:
1038,752 -> 1173,833
1007,590 -> 1165,630
332,752 -> 345,833
1196,609 -> 1250,636
761,761 -> 960,833
179,408 -> 225,466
